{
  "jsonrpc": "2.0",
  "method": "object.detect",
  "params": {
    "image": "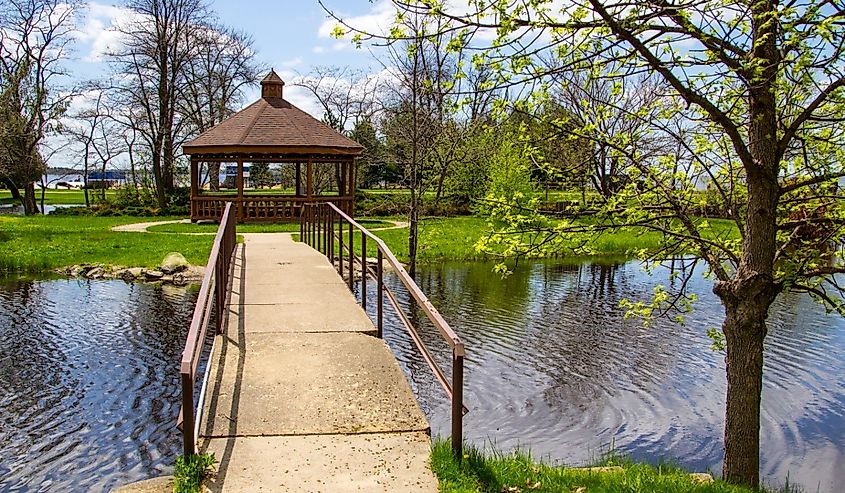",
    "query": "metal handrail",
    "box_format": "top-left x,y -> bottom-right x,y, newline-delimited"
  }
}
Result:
176,202 -> 237,456
301,202 -> 467,458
